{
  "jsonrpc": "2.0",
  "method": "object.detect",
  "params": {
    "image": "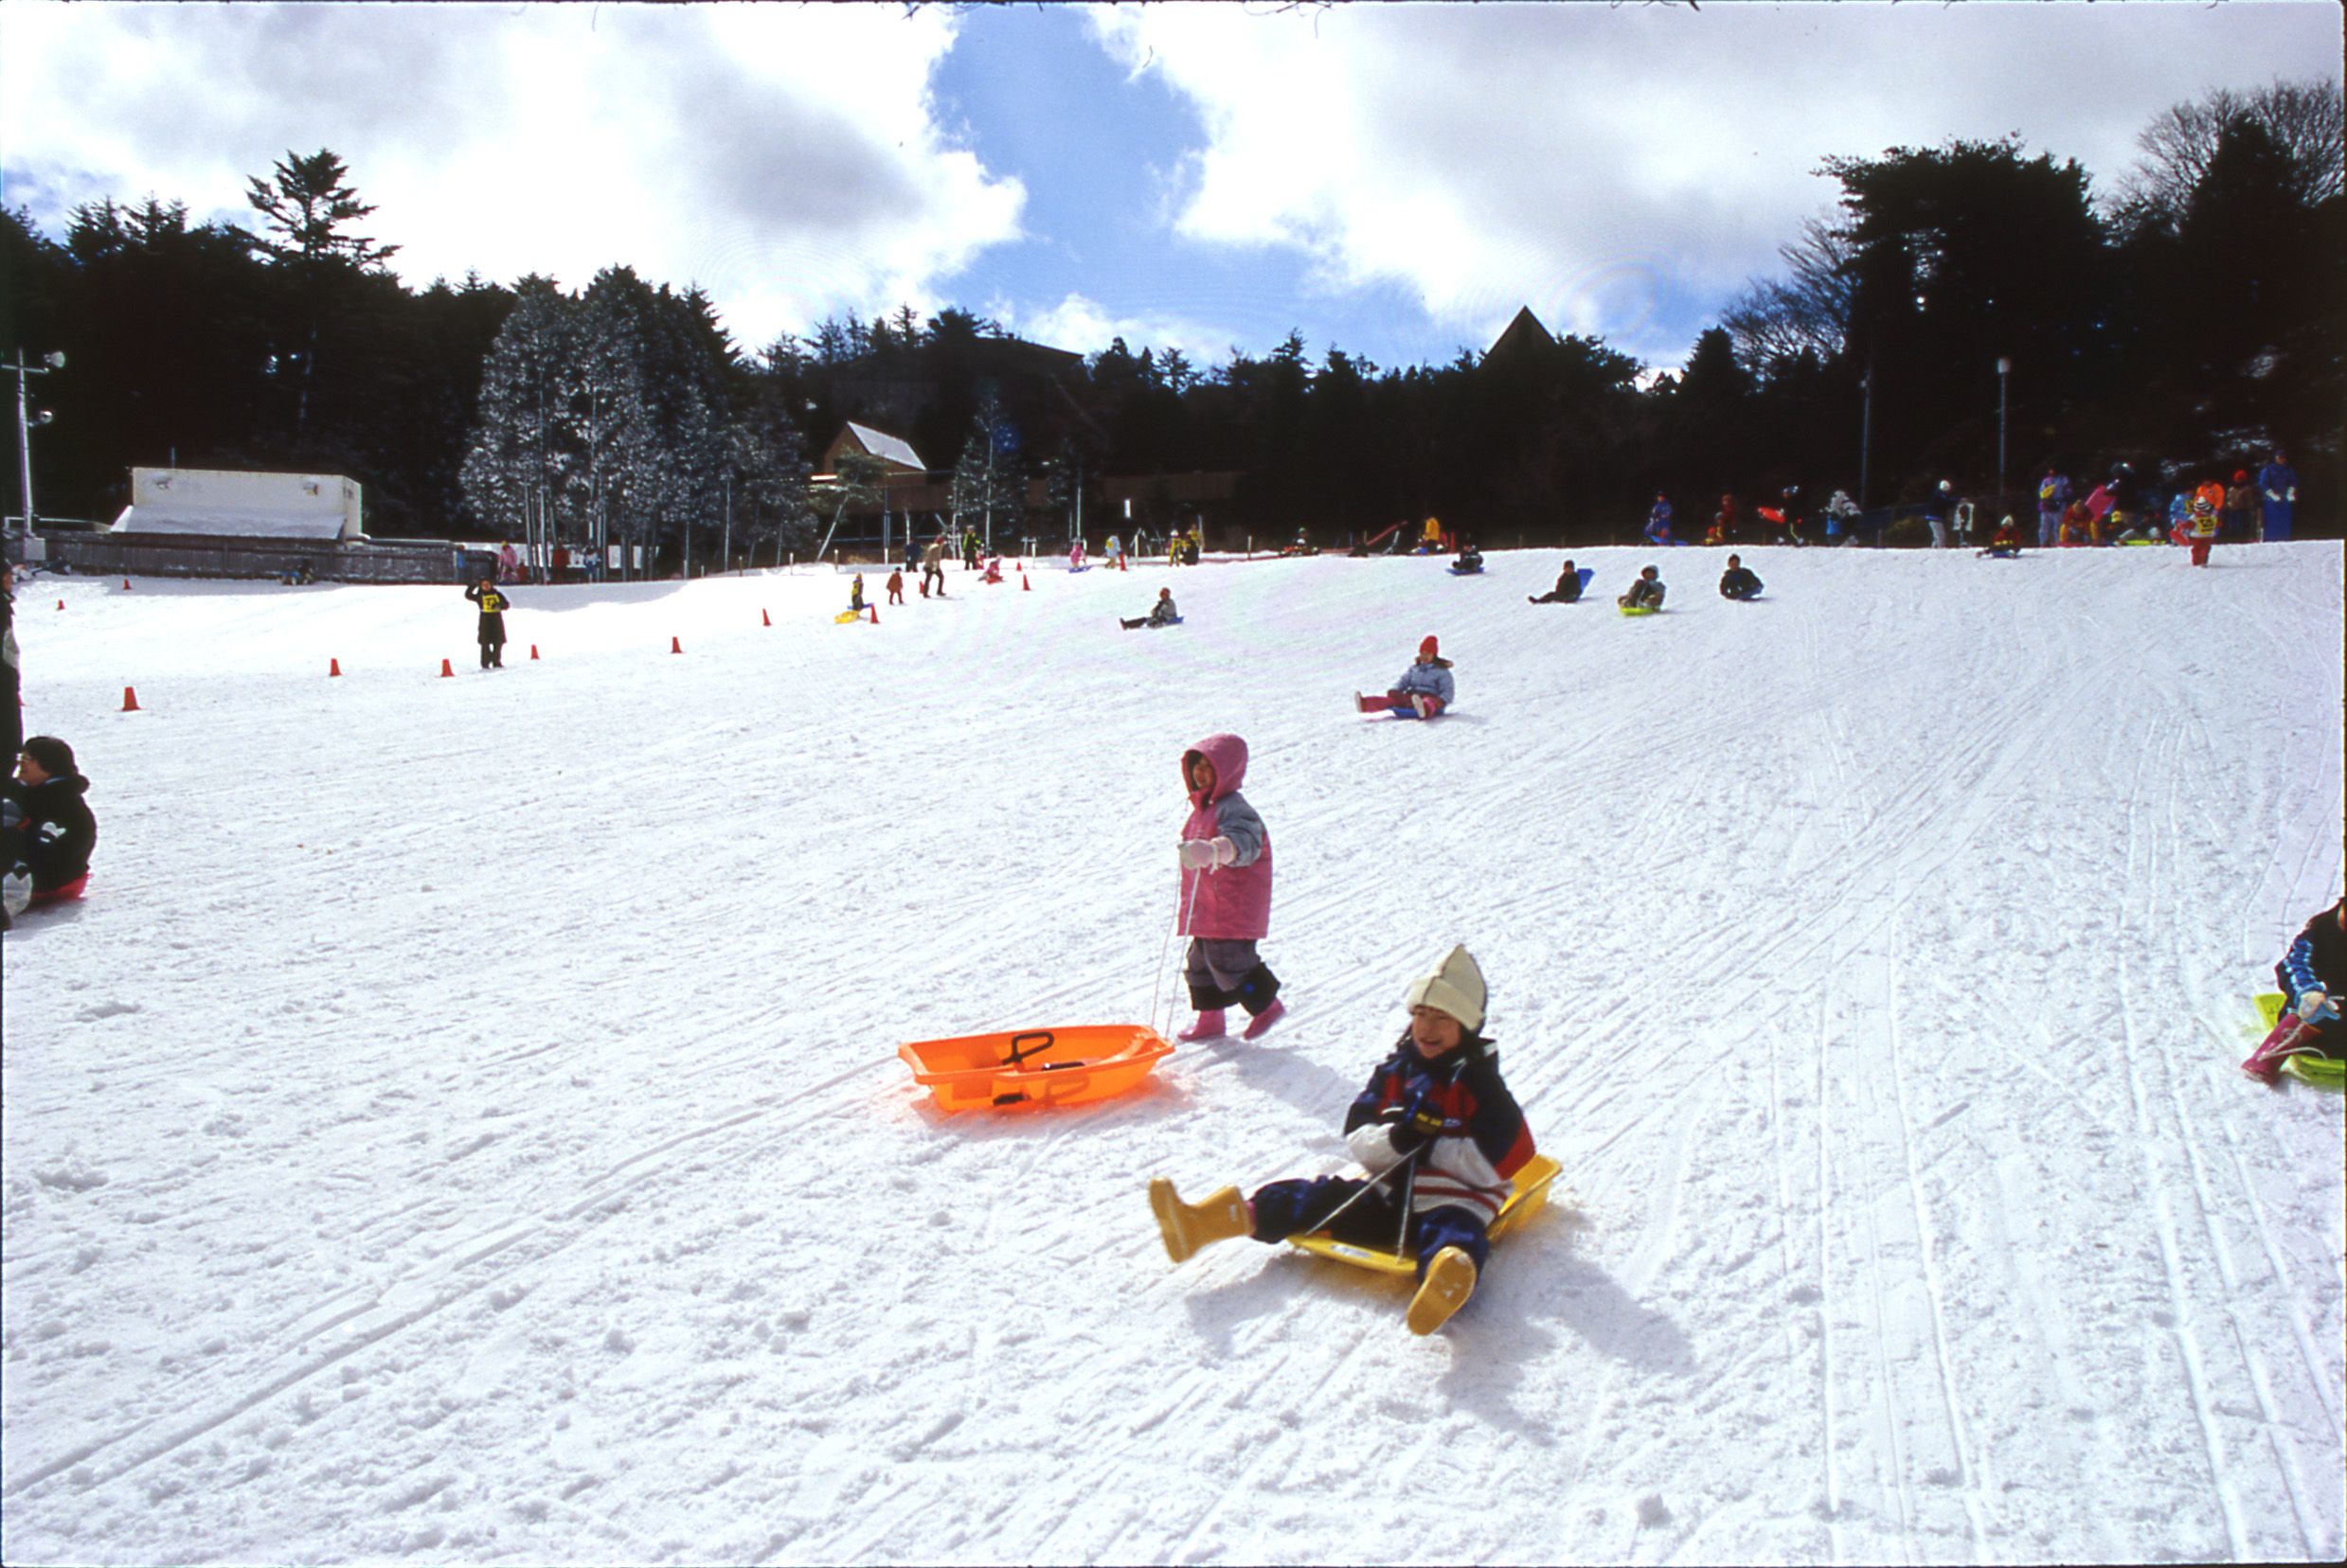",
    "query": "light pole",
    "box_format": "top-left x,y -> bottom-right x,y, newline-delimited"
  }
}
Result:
10,348 -> 63,544
1995,356 -> 2012,504
1858,366 -> 1874,510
